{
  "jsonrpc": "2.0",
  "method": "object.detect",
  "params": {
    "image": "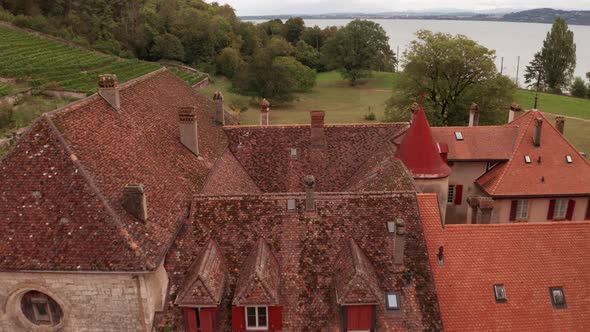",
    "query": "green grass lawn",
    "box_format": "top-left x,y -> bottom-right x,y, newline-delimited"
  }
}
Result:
1,94 -> 73,138
0,83 -> 14,97
515,89 -> 590,119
